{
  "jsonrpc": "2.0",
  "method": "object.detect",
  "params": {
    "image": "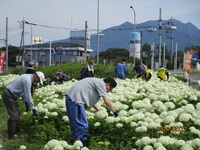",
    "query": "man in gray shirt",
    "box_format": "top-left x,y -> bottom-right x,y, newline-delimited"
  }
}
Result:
1,71 -> 45,139
65,77 -> 118,145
